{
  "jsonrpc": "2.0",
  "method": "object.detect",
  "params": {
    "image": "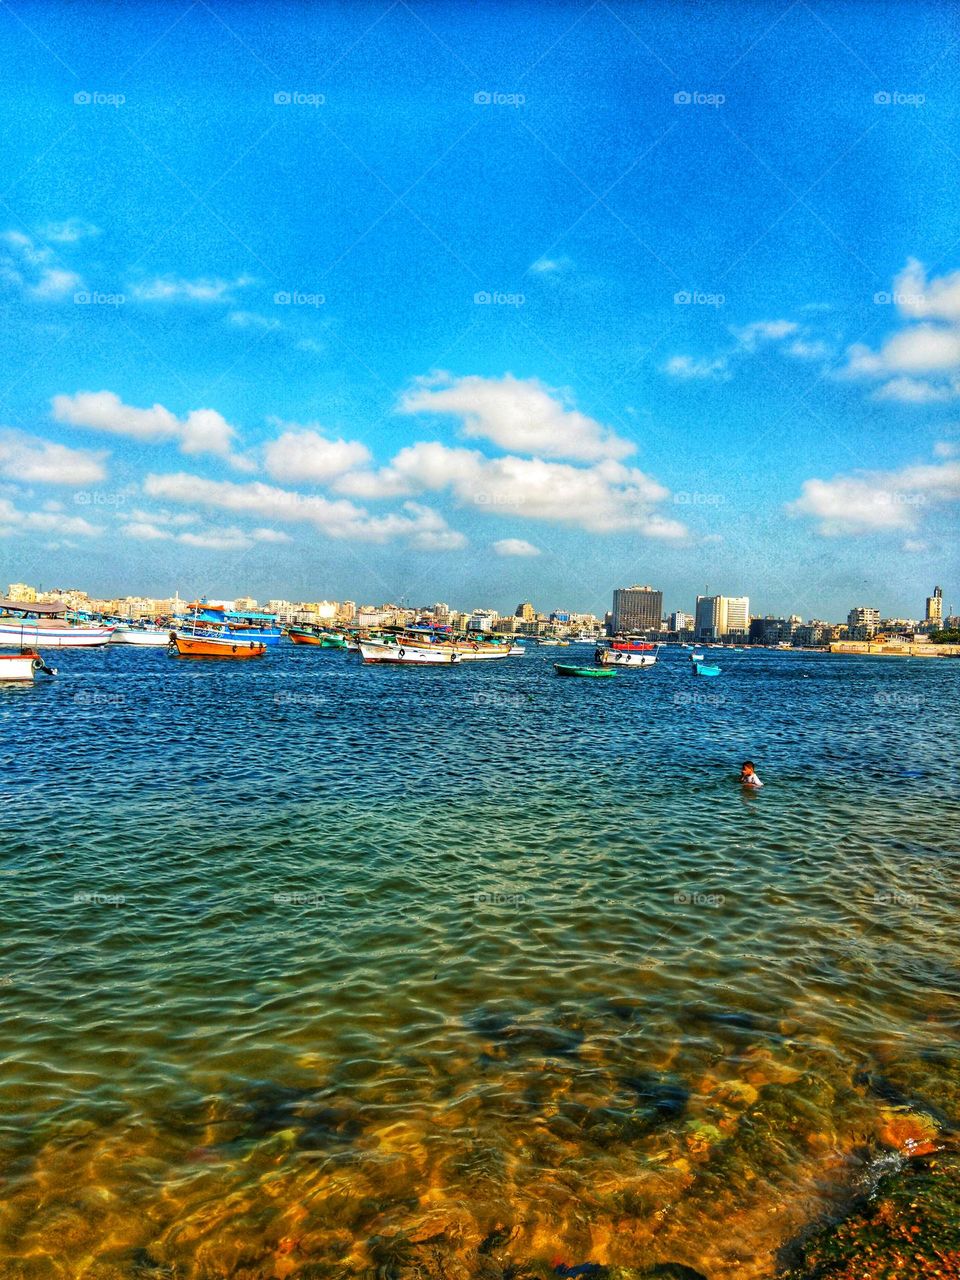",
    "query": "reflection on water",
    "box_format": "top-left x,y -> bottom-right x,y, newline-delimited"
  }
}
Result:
1,646 -> 958,1277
